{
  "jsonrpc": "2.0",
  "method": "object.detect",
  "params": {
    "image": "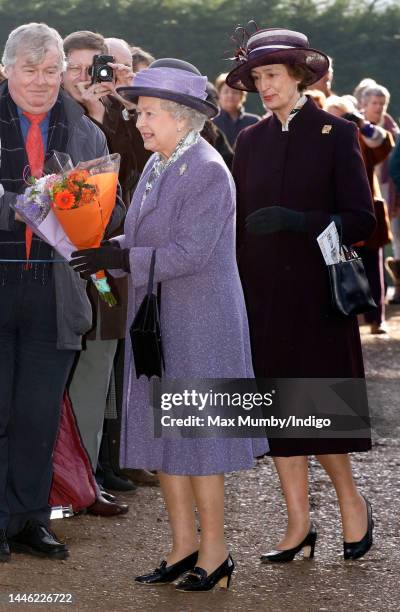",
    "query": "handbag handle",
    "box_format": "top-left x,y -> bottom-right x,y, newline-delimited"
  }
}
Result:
147,249 -> 156,296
